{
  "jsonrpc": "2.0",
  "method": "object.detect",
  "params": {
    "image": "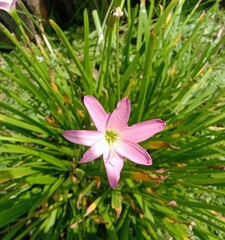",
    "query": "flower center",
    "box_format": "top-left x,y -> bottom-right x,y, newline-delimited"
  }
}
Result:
105,130 -> 118,144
